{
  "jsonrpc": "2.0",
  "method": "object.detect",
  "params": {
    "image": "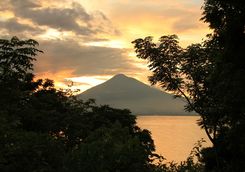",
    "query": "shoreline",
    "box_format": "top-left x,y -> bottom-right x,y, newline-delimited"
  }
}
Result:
135,114 -> 199,117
